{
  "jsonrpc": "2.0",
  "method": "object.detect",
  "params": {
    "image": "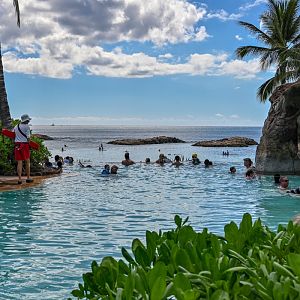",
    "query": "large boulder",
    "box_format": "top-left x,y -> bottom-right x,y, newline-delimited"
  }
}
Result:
192,136 -> 258,147
255,80 -> 300,174
108,136 -> 185,145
